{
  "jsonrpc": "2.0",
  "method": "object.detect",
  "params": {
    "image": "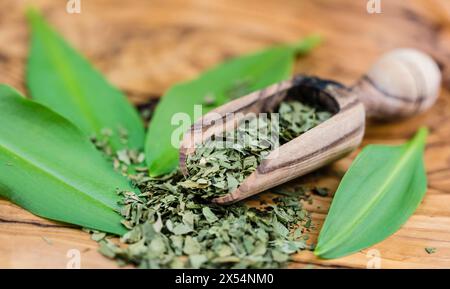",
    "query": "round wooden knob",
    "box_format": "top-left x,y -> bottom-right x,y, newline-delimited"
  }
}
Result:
352,48 -> 441,119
